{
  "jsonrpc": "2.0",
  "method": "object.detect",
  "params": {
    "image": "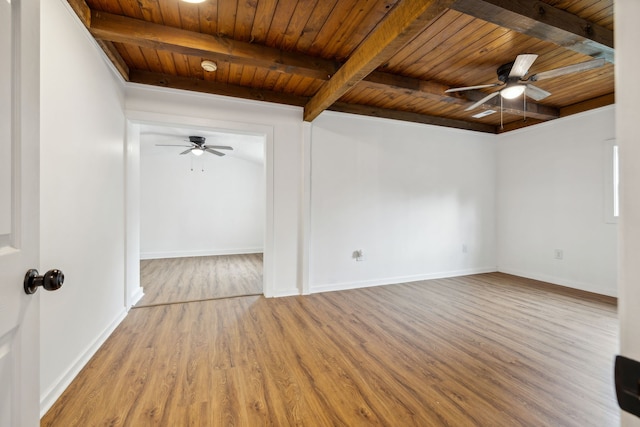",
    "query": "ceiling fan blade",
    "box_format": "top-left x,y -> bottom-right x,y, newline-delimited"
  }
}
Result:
203,145 -> 234,150
525,84 -> 551,101
205,148 -> 226,156
155,144 -> 191,147
465,91 -> 500,111
179,148 -> 192,155
509,54 -> 538,78
445,83 -> 500,93
528,58 -> 606,82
